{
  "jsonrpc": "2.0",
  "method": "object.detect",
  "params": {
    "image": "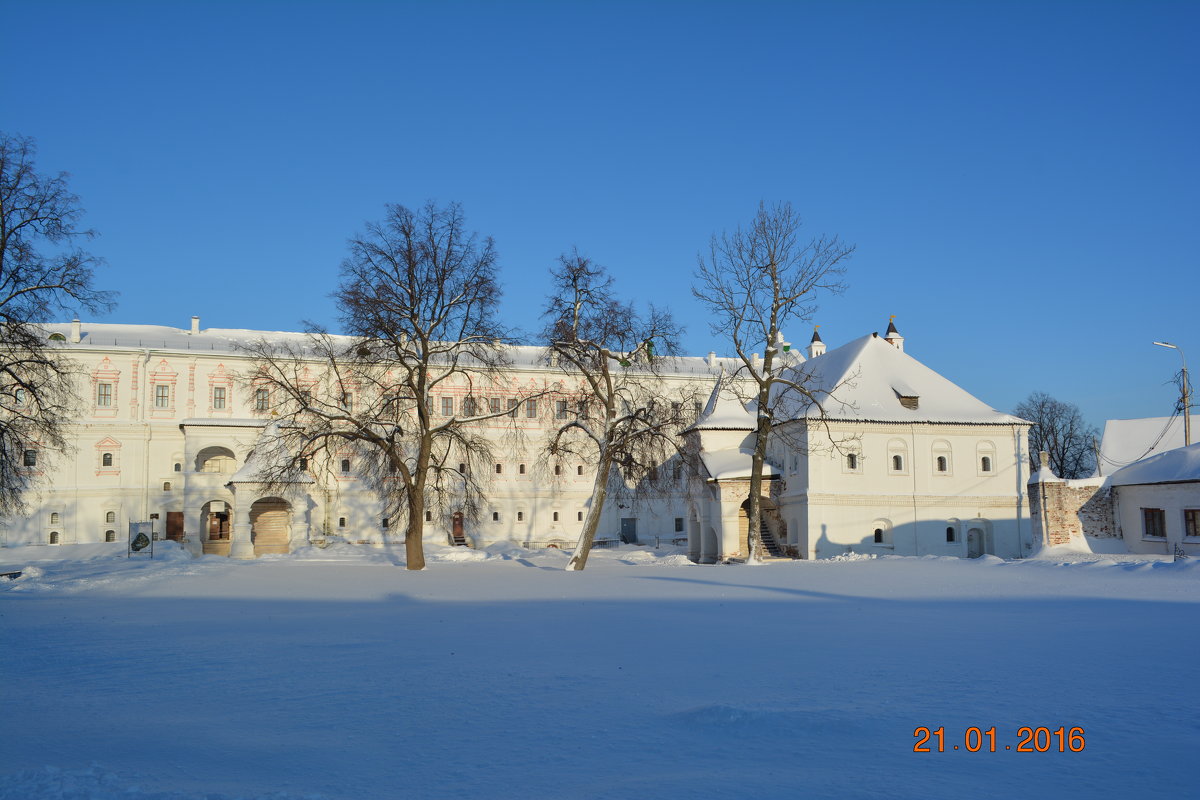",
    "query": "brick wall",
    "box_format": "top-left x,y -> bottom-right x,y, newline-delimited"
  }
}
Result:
1029,478 -> 1115,545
